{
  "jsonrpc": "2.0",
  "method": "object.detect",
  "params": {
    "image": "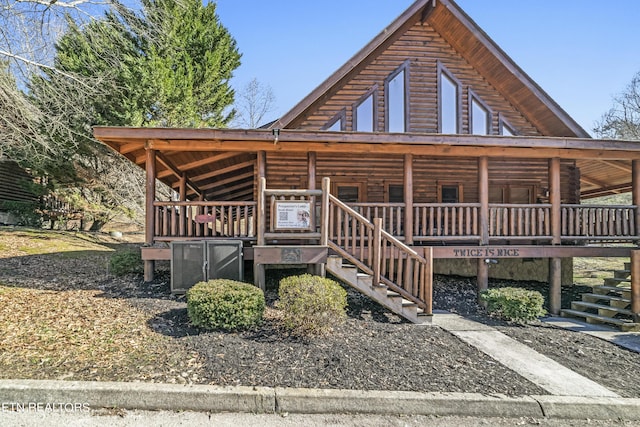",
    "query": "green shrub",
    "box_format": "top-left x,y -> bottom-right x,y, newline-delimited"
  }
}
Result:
187,279 -> 265,331
480,287 -> 546,323
1,201 -> 42,227
278,274 -> 347,336
109,249 -> 143,276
